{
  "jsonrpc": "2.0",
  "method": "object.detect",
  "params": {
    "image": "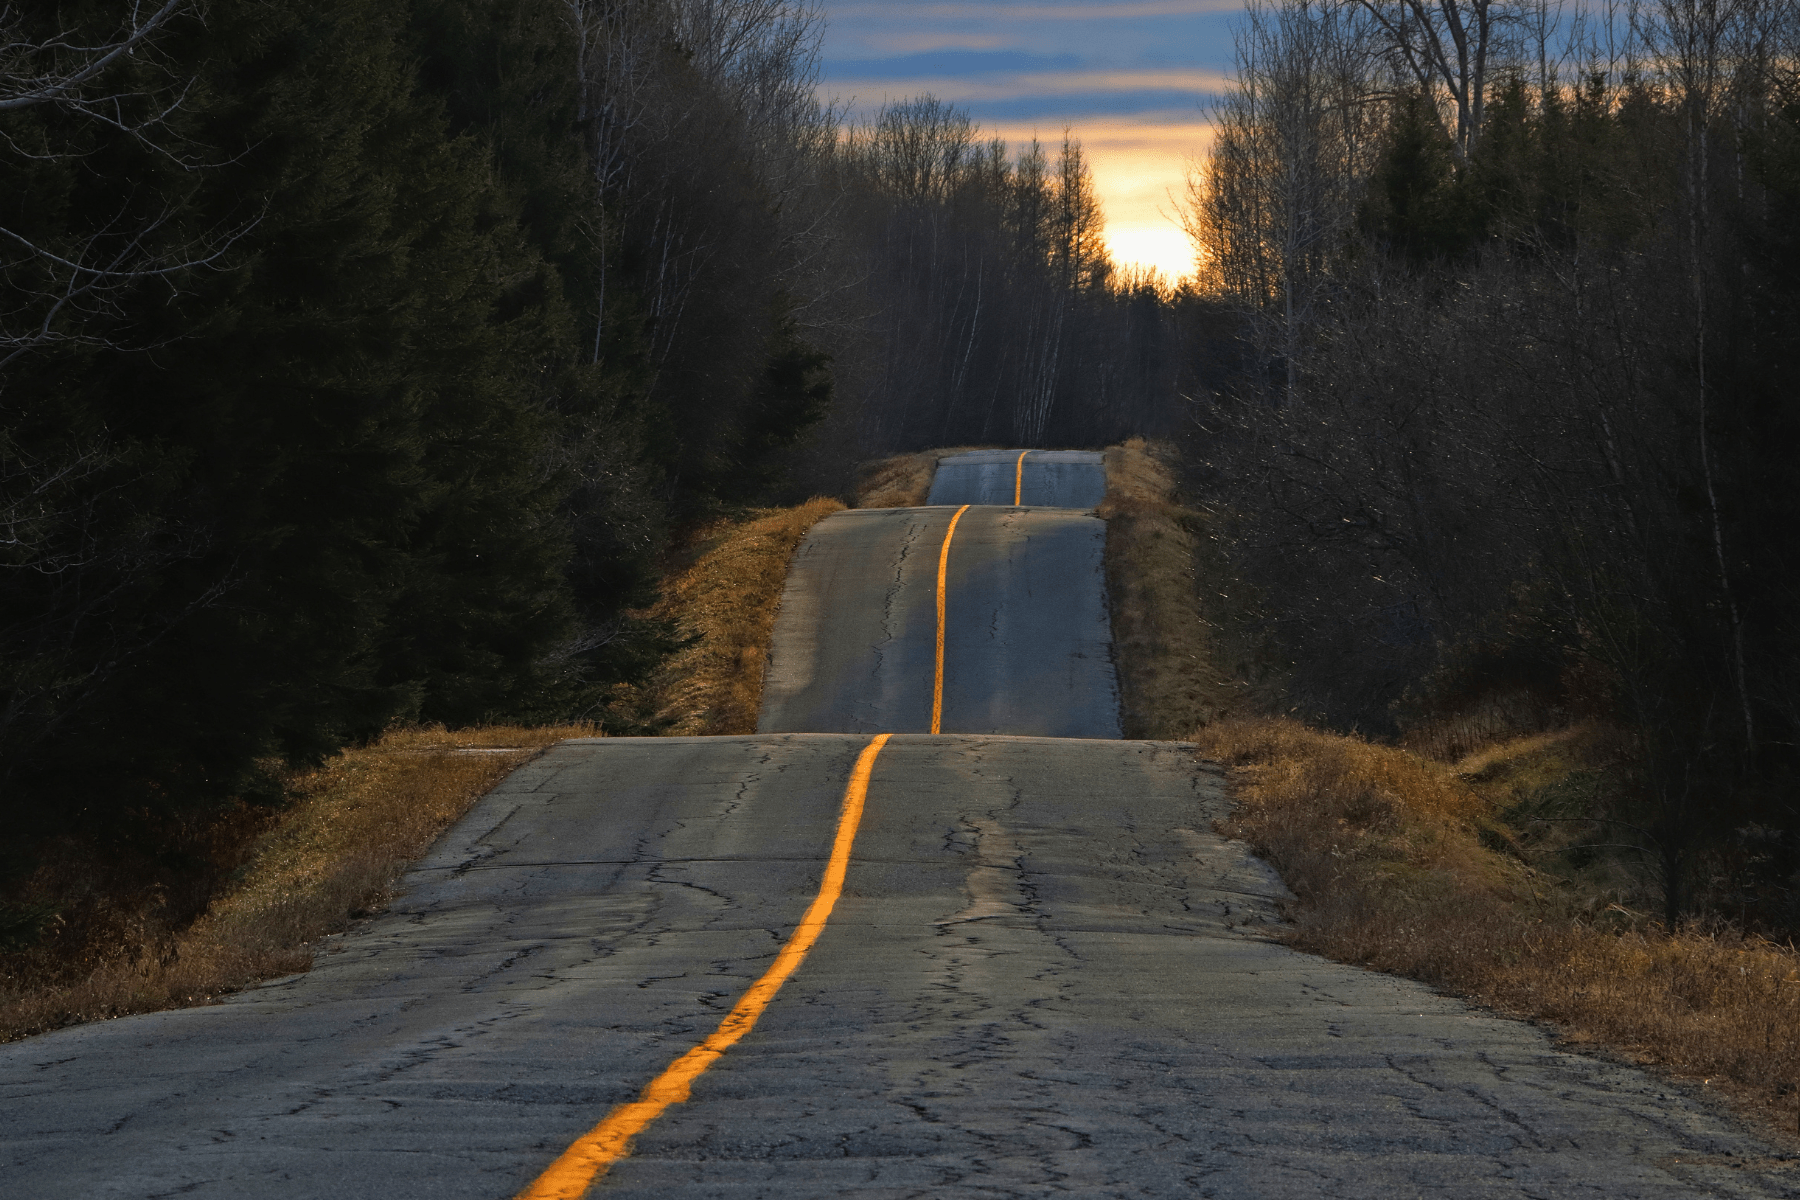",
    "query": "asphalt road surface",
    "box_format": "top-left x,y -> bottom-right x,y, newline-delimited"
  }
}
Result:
925,449 -> 1107,509
757,505 -> 1120,738
3,450 -> 1794,1198
5,734 -> 1790,1199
